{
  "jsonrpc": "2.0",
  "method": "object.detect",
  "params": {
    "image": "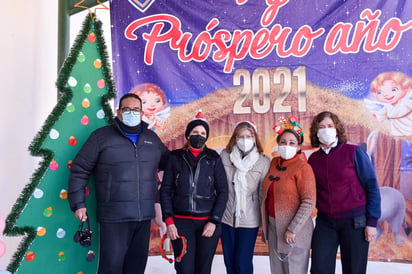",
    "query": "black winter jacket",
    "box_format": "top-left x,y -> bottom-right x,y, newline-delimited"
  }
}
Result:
68,119 -> 169,223
160,147 -> 228,224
